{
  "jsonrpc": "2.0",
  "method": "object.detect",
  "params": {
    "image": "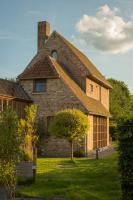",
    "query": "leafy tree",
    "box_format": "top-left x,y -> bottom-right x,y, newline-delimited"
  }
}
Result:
108,78 -> 132,119
0,107 -> 22,200
0,105 -> 38,199
18,104 -> 38,161
108,78 -> 133,139
49,109 -> 89,160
